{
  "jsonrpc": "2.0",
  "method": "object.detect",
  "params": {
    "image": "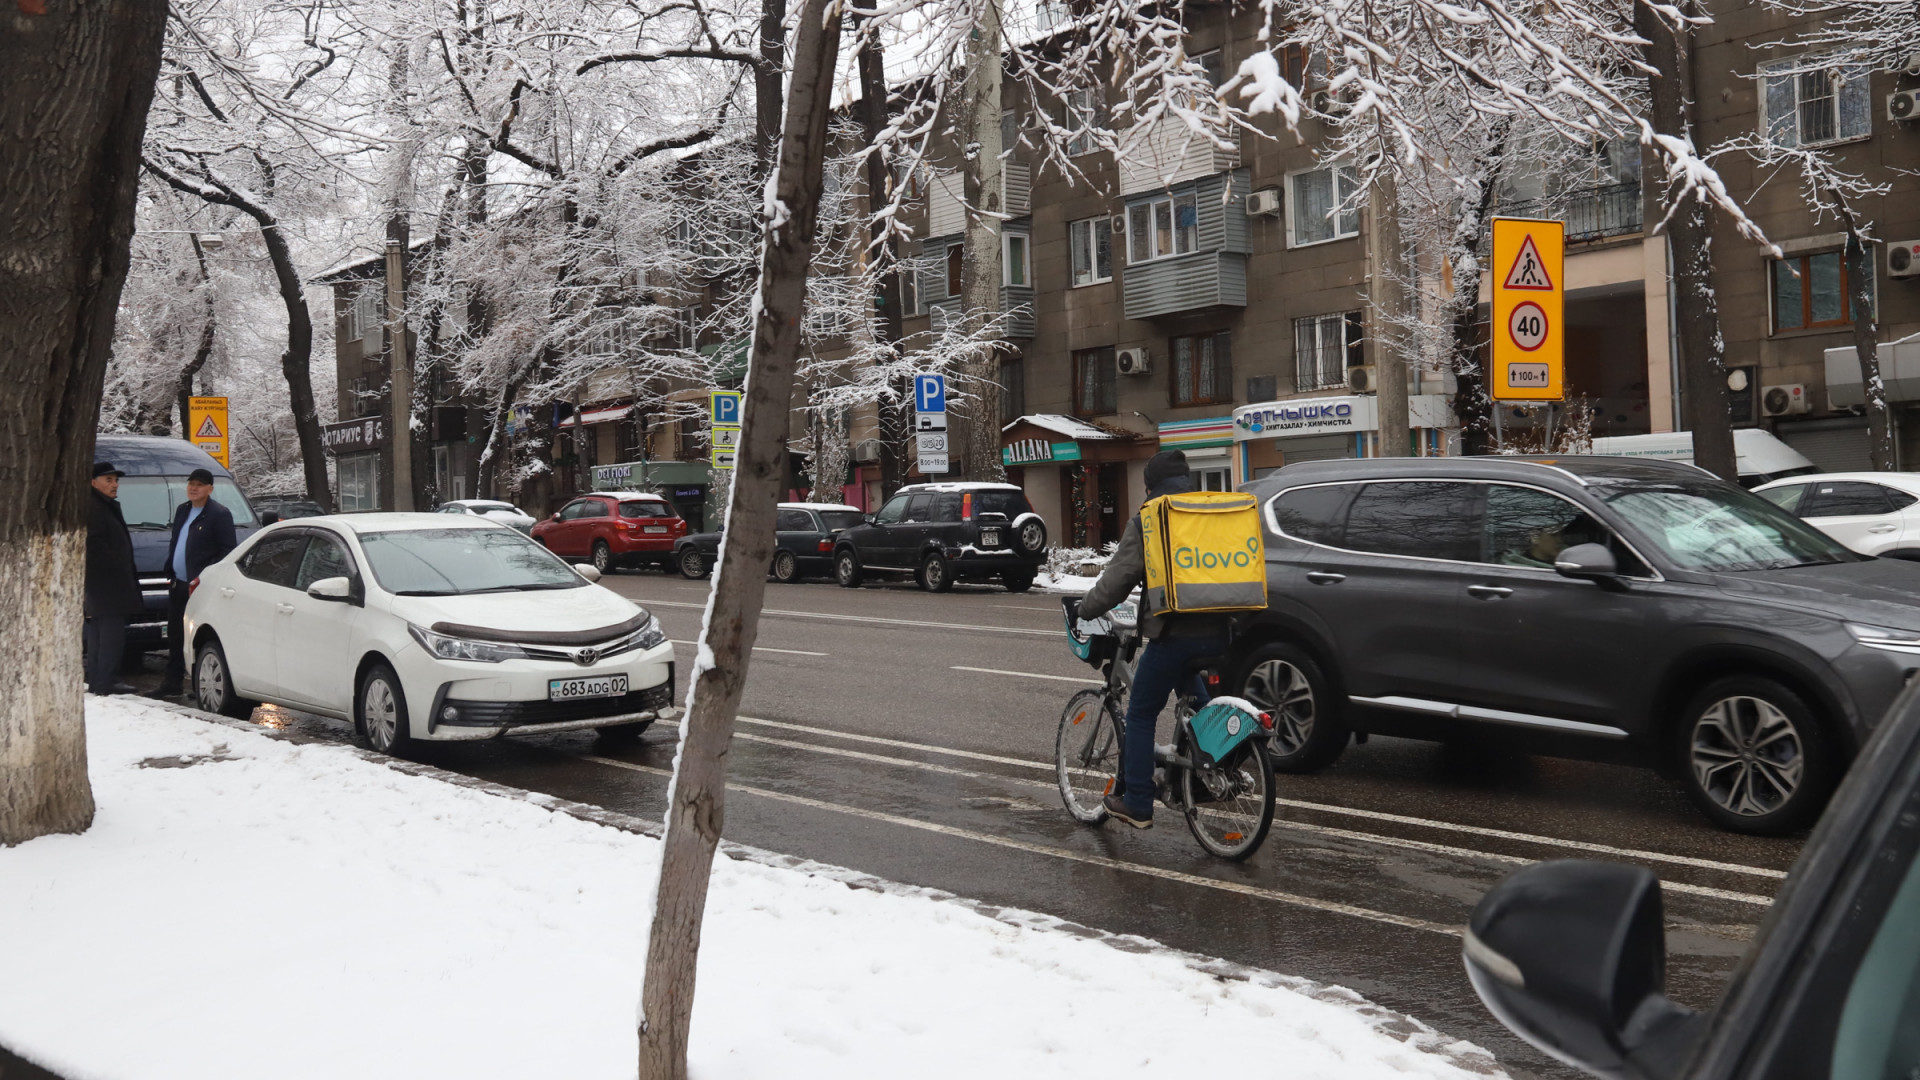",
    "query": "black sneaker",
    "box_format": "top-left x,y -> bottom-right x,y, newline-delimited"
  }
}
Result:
1102,794 -> 1152,829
